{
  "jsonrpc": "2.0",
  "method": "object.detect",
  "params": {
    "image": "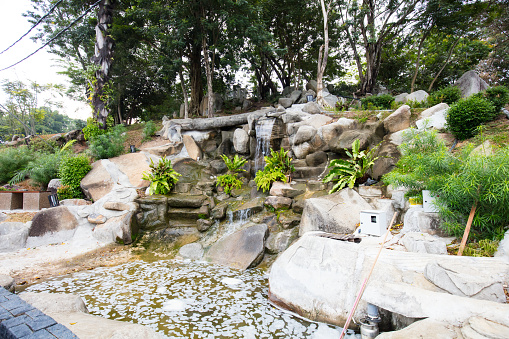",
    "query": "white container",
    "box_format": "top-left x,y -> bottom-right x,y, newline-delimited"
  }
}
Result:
423,190 -> 439,213
359,210 -> 387,237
